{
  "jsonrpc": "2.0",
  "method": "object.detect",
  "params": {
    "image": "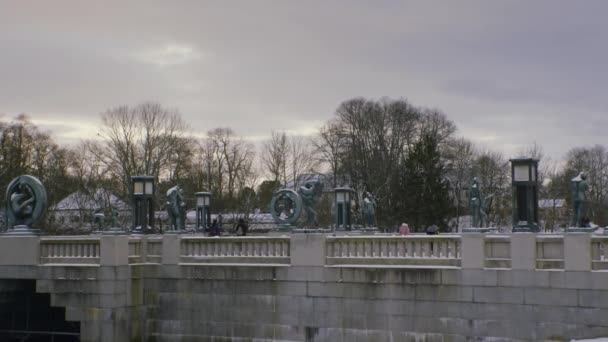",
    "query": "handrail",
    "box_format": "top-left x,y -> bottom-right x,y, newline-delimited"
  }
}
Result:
40,237 -> 100,265
326,235 -> 461,268
180,236 -> 291,265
